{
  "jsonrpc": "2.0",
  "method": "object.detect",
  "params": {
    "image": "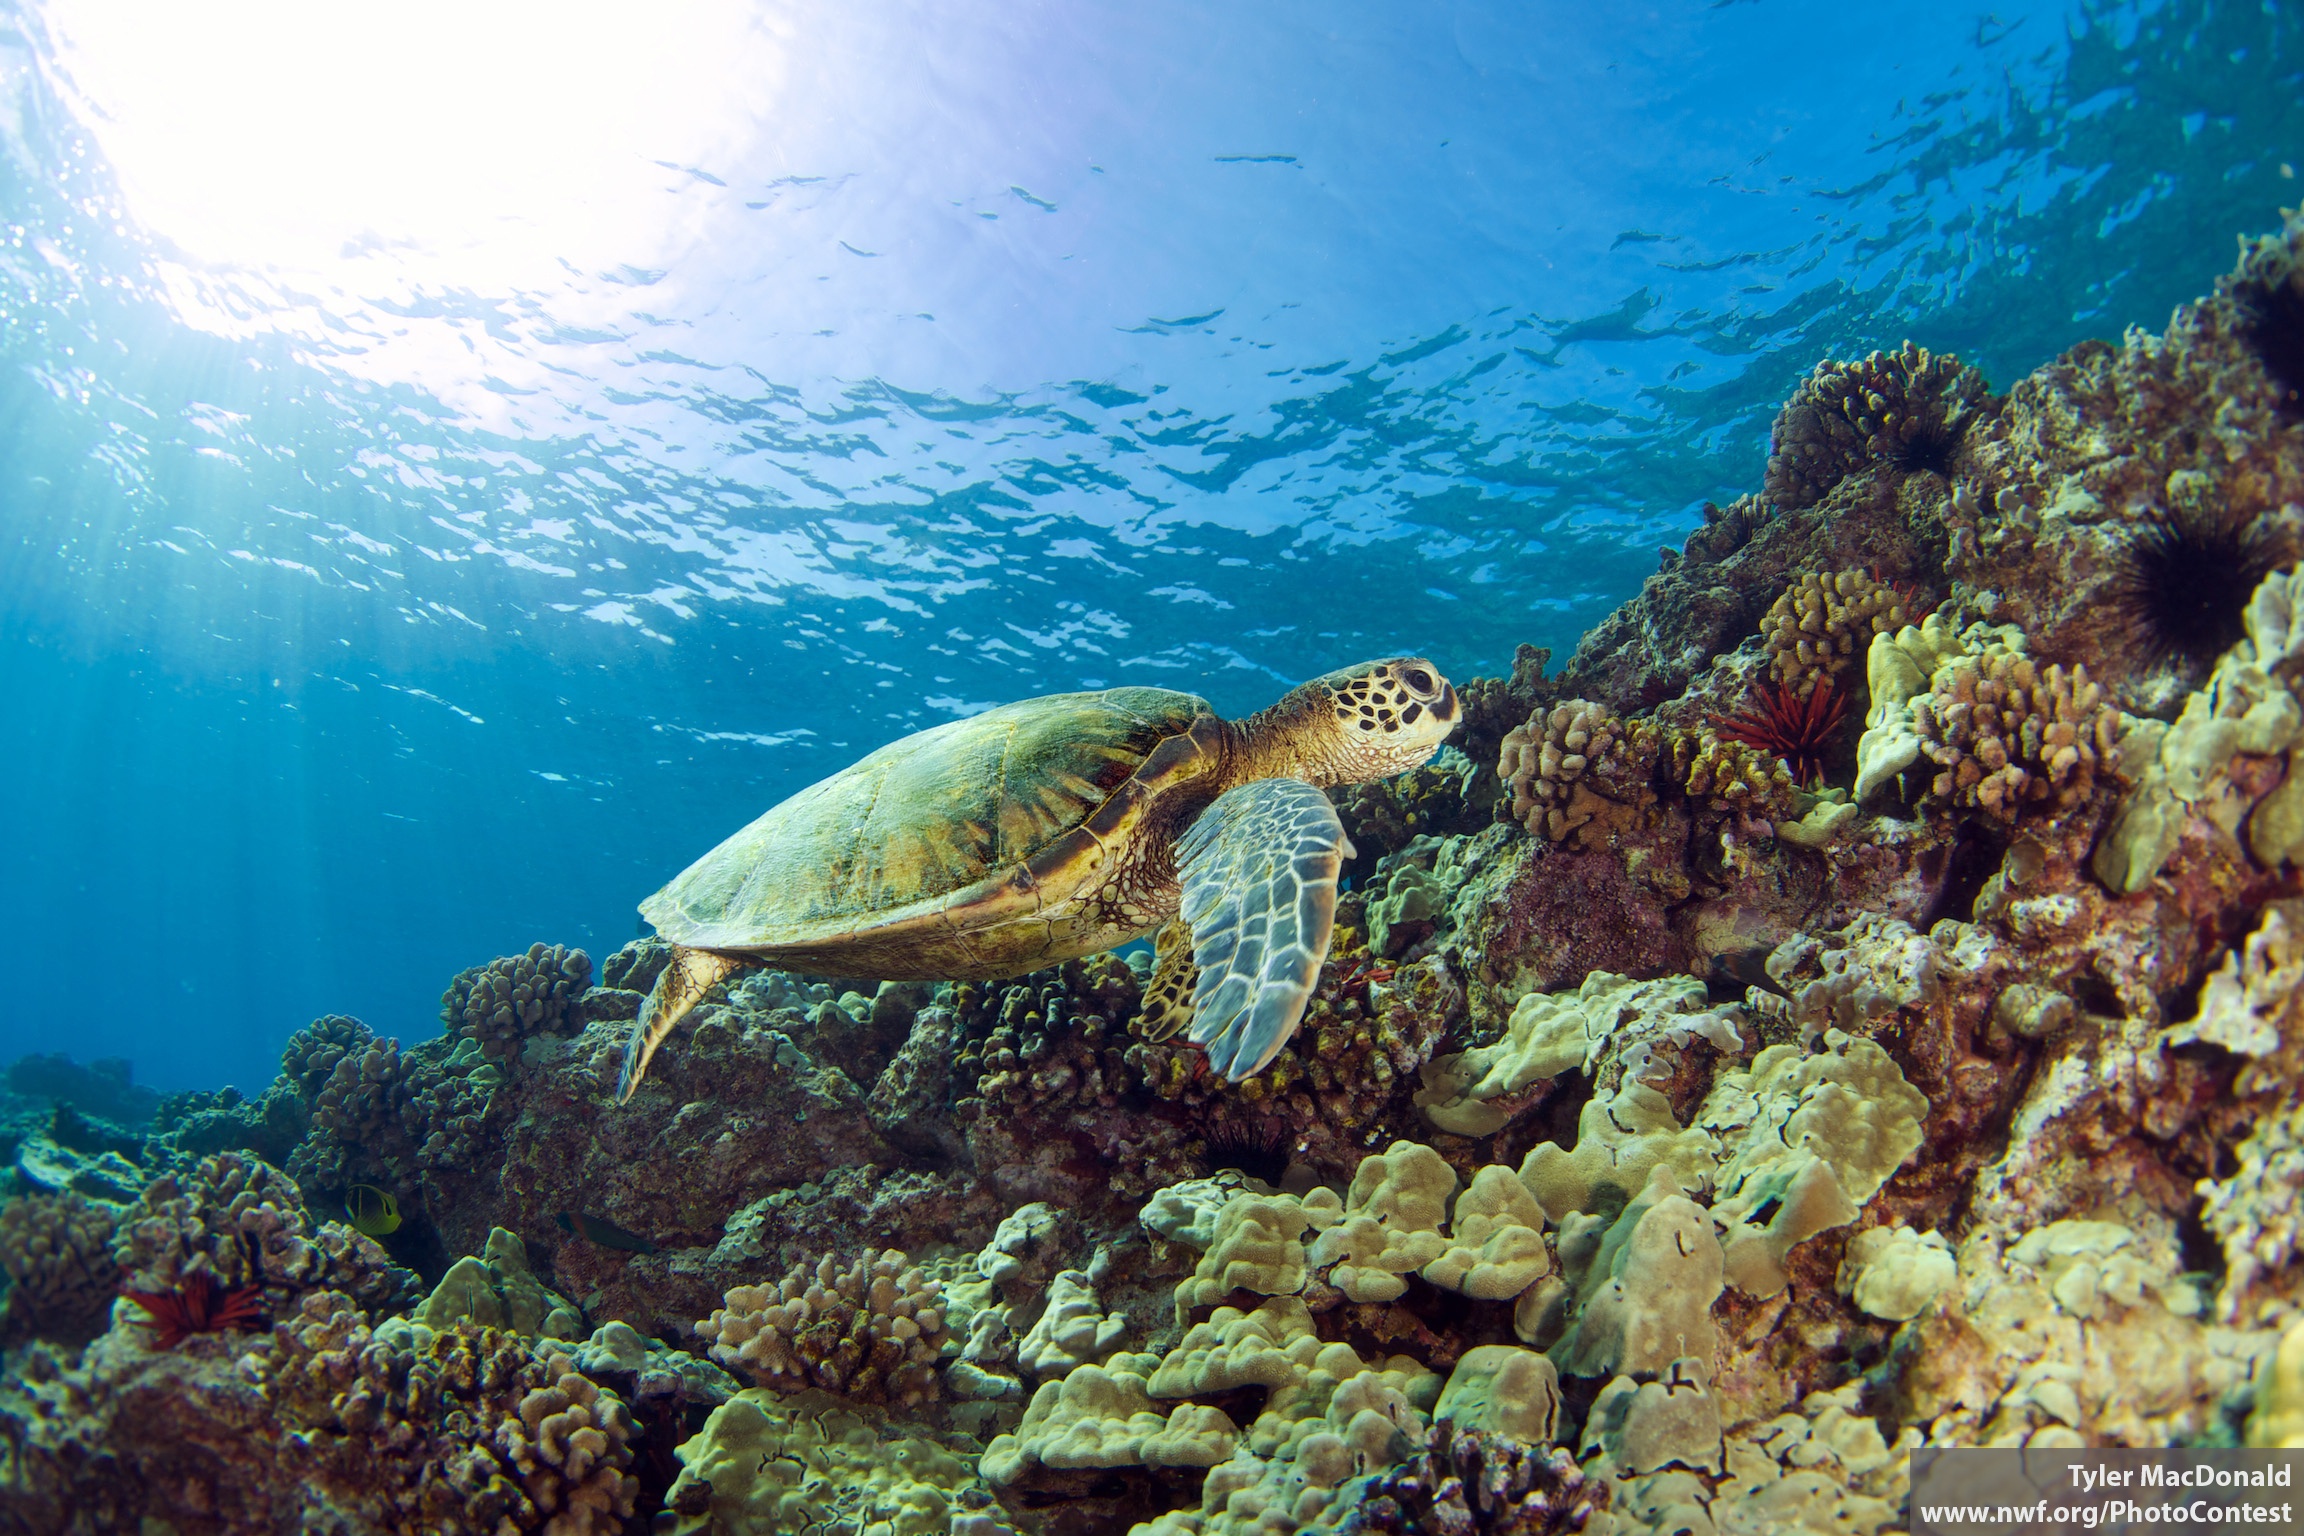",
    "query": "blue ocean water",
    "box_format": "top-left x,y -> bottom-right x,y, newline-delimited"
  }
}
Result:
0,0 -> 2293,1095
